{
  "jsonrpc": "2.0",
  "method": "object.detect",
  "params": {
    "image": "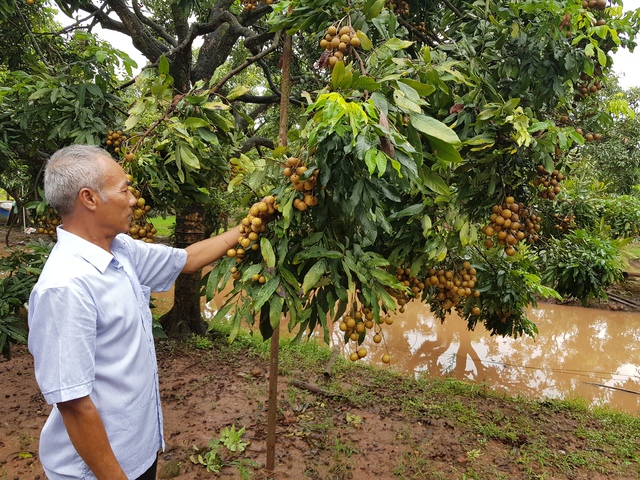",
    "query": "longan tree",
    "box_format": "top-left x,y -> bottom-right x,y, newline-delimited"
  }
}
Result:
203,0 -> 640,360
